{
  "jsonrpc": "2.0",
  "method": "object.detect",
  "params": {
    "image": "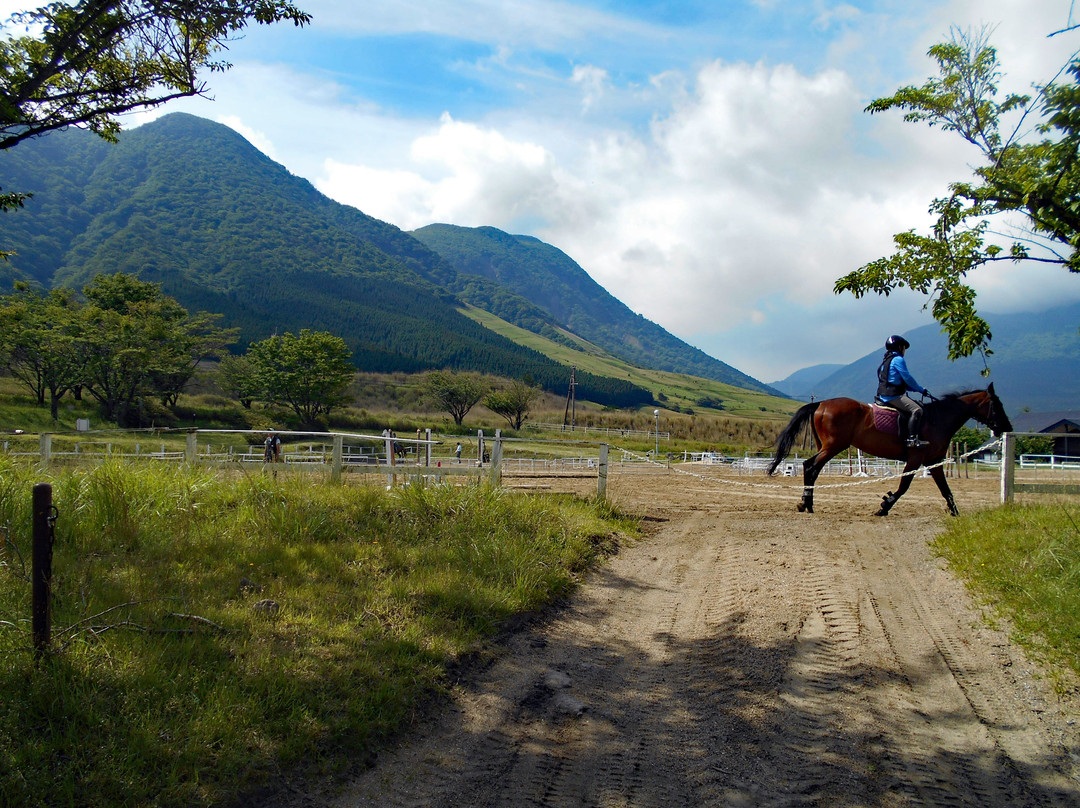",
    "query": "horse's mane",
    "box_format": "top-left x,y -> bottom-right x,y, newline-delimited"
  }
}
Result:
939,388 -> 986,400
